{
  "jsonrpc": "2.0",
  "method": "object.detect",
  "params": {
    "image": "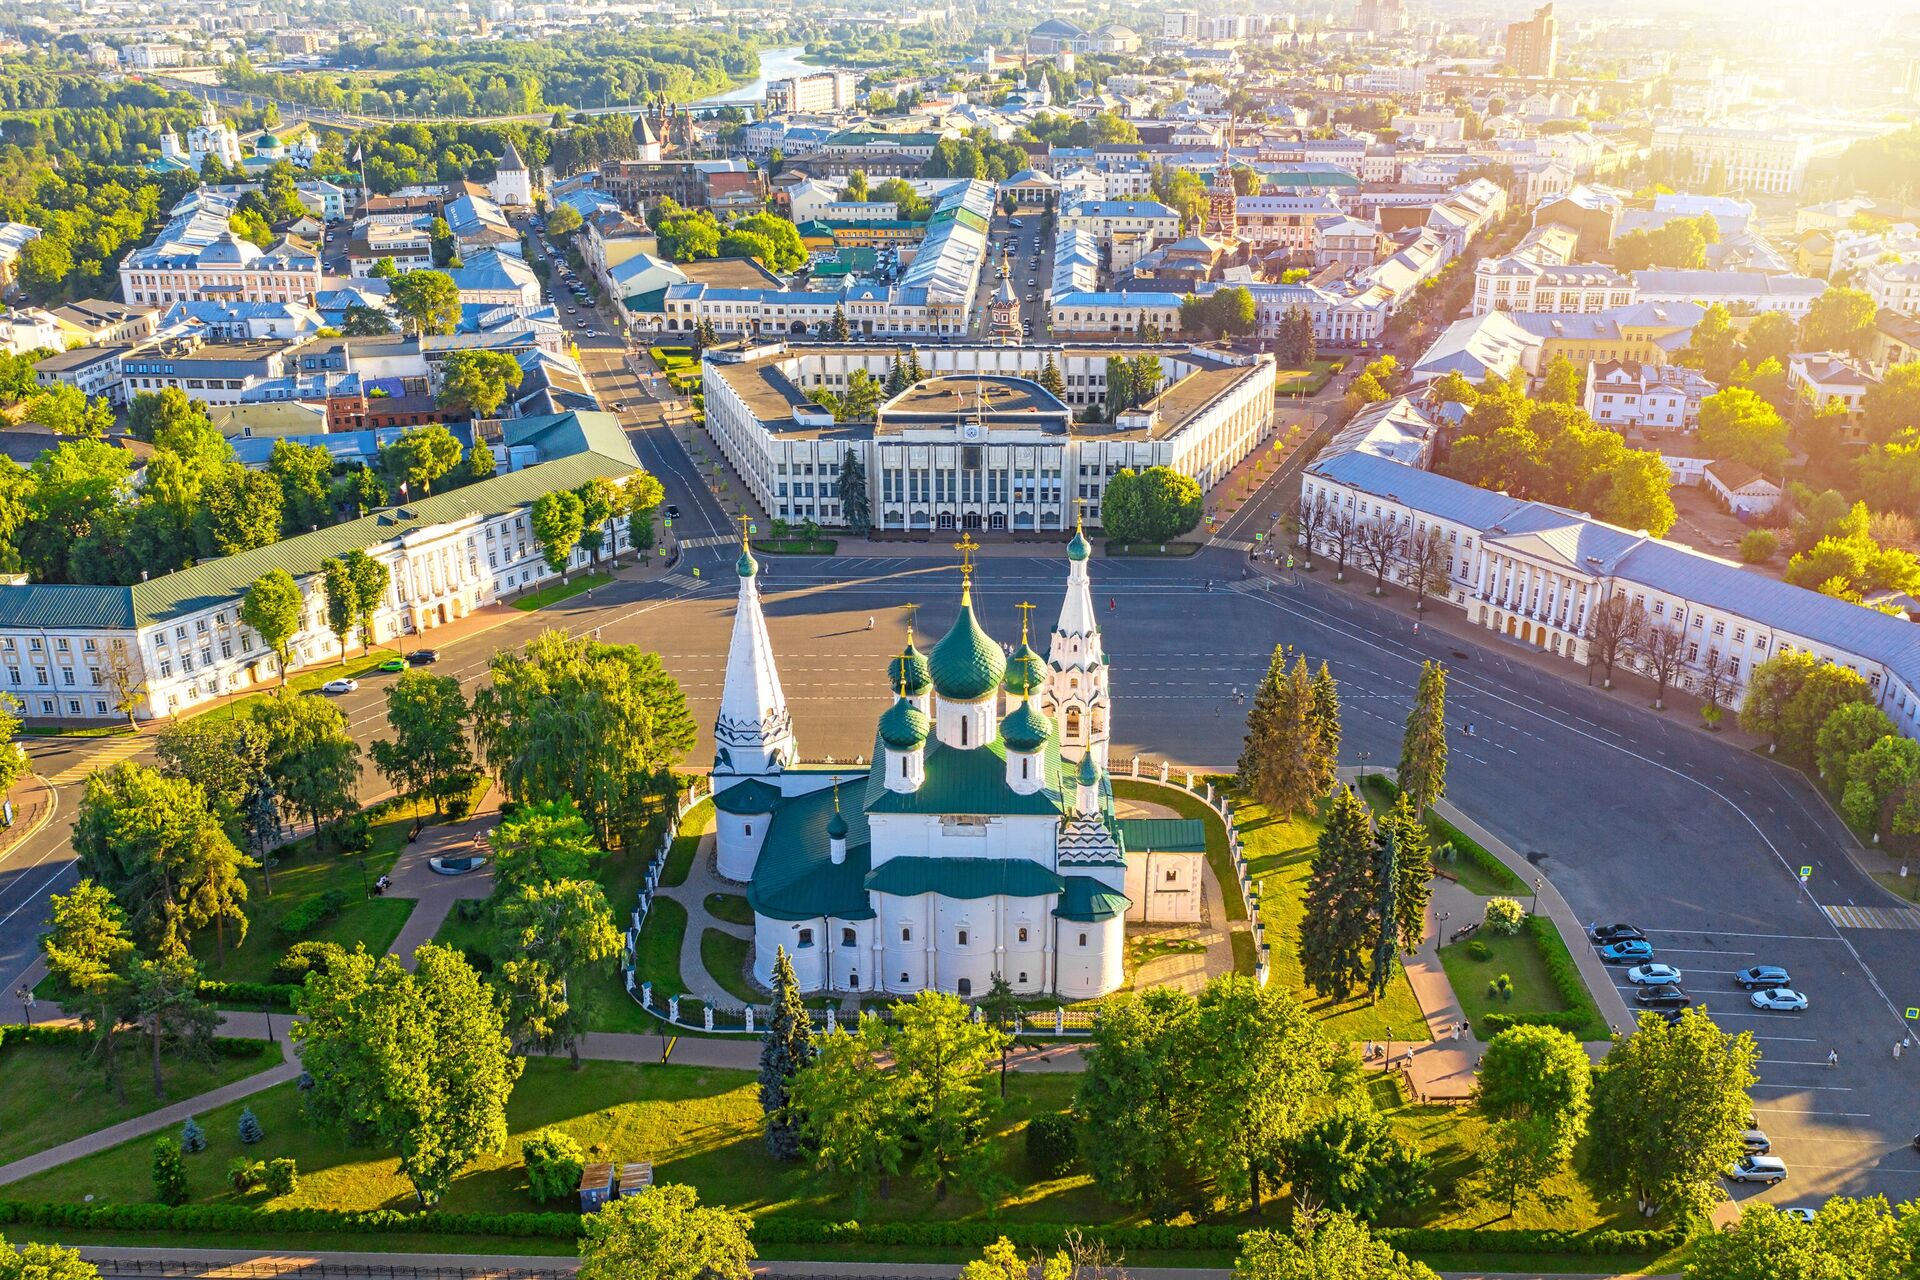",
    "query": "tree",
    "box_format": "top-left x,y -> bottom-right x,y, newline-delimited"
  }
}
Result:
292,944 -> 523,1206
573,476 -> 621,567
241,570 -> 303,688
1307,662 -> 1341,799
759,946 -> 815,1160
473,632 -> 695,850
577,1183 -> 754,1280
1367,812 -> 1401,1001
1281,1109 -> 1431,1222
39,878 -> 134,1092
1539,353 -> 1584,405
1037,355 -> 1066,400
1232,1211 -> 1438,1280
1476,1024 -> 1591,1158
1738,529 -> 1779,563
1472,1115 -> 1569,1217
1397,662 -> 1447,815
370,671 -> 474,822
838,448 -> 870,534
1400,527 -> 1451,612
268,437 -> 336,535
1863,361 -> 1920,447
1681,305 -> 1738,383
1584,594 -> 1642,688
320,557 -> 358,659
1778,661 -> 1872,767
830,306 -> 850,342
335,467 -> 387,518
341,549 -> 391,657
530,489 -> 586,579
250,694 -> 361,848
1356,517 -> 1403,596
546,202 -> 583,236
791,1016 -> 908,1212
0,1235 -> 100,1280
522,1128 -> 585,1203
888,991 -> 1007,1199
1799,286 -> 1877,356
128,951 -> 217,1098
1301,787 -> 1376,1002
1630,619 -> 1688,711
1698,388 -> 1789,473
1589,1009 -> 1757,1218
73,763 -> 254,963
1814,701 -> 1895,790
1076,986 -> 1204,1219
1685,1196 -> 1911,1280
381,423 -> 464,497
341,303 -> 395,336
436,350 -> 525,420
488,798 -> 605,902
21,384 -> 114,439
1379,795 -> 1432,954
20,439 -> 132,583
1345,371 -> 1389,409
1239,649 -> 1318,817
152,1135 -> 190,1206
494,878 -> 622,1066
1740,649 -> 1820,751
390,269 -> 462,336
